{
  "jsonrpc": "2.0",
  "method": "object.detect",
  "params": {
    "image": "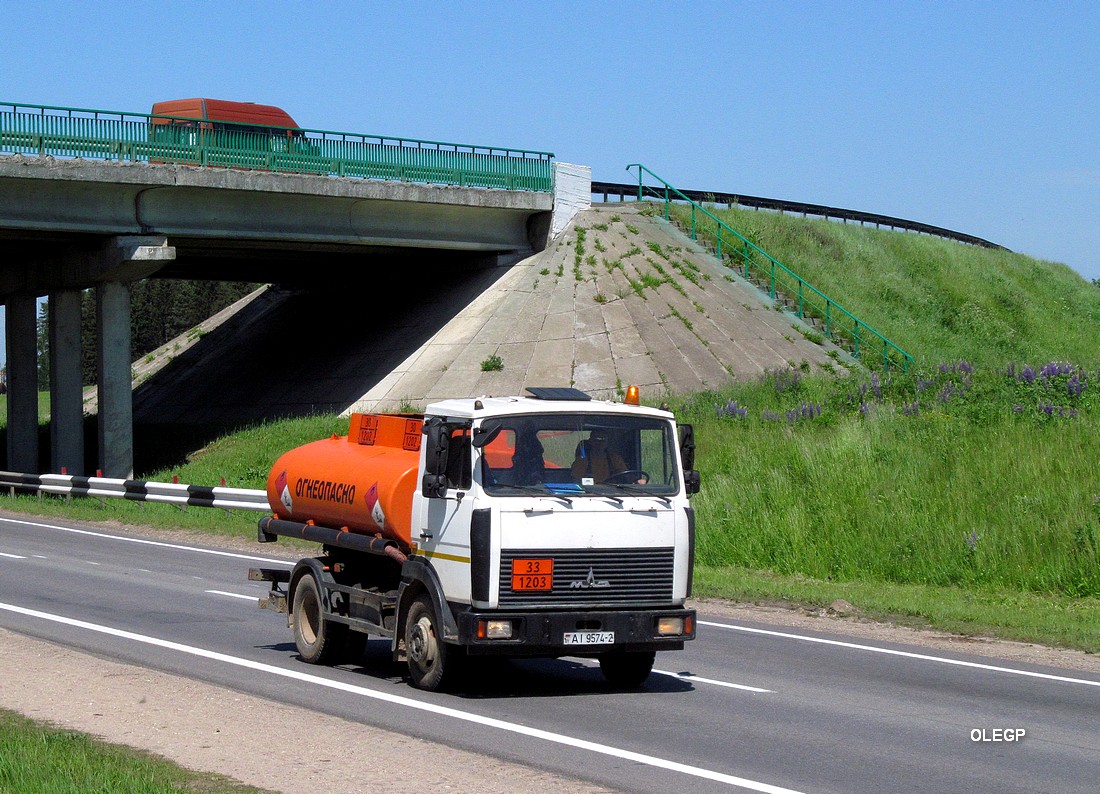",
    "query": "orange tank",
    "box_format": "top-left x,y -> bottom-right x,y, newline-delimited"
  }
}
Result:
267,414 -> 423,547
